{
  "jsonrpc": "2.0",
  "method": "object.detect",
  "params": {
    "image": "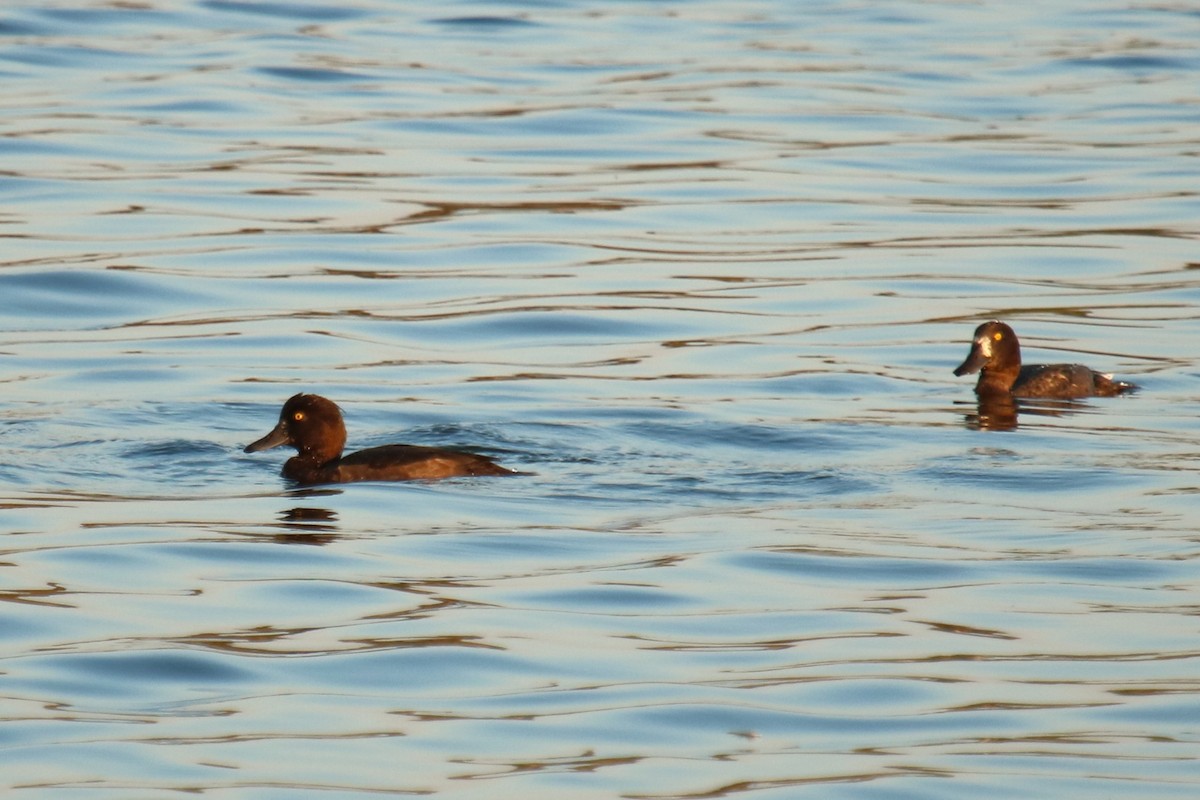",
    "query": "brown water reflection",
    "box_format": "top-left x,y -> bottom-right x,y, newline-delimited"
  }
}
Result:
277,505 -> 339,534
956,395 -> 1105,432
